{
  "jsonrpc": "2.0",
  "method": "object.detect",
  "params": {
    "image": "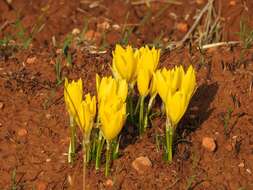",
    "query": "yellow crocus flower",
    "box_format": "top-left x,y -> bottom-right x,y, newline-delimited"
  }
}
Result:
99,97 -> 127,141
112,44 -> 138,85
75,94 -> 96,135
136,46 -> 161,97
181,65 -> 196,101
96,74 -> 128,103
154,66 -> 184,102
165,90 -> 188,126
64,78 -> 83,118
137,69 -> 151,97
